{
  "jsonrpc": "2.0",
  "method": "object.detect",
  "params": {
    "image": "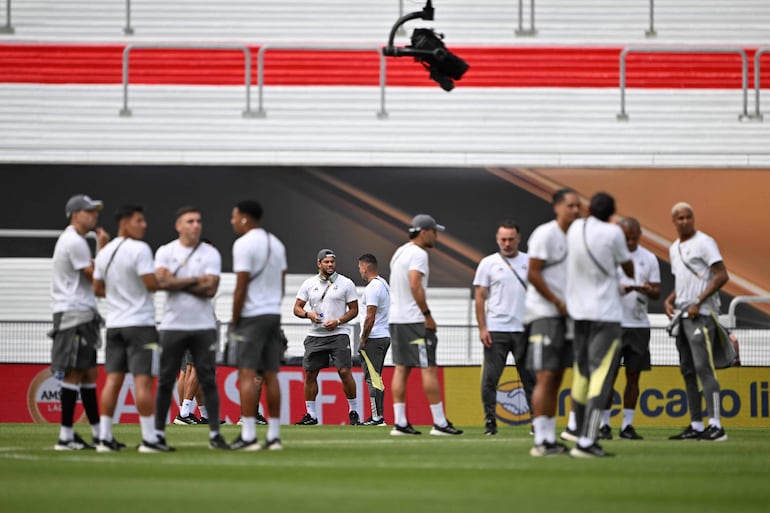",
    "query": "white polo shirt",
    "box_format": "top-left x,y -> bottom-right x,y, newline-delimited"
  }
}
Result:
669,230 -> 723,316
51,225 -> 97,313
619,245 -> 660,328
389,242 -> 430,324
473,251 -> 529,332
232,228 -> 287,317
297,273 -> 358,337
565,217 -> 631,323
93,236 -> 156,328
524,220 -> 569,324
155,239 -> 221,331
361,276 -> 391,339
